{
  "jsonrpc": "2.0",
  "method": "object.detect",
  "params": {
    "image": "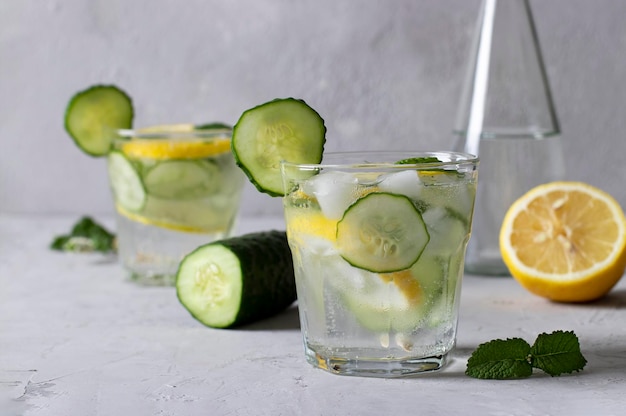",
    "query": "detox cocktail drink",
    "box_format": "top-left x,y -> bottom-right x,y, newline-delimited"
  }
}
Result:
281,151 -> 478,377
108,126 -> 245,285
62,85 -> 246,285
